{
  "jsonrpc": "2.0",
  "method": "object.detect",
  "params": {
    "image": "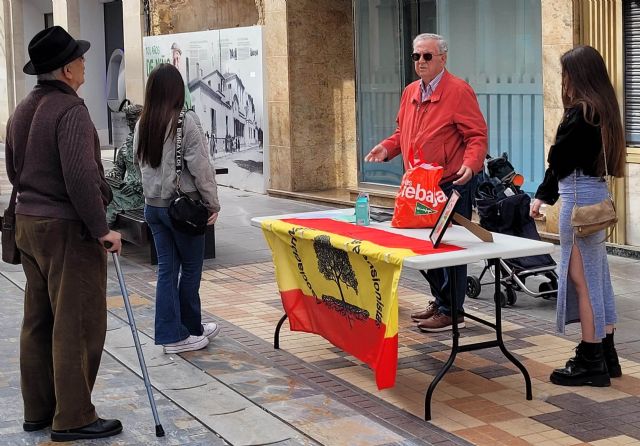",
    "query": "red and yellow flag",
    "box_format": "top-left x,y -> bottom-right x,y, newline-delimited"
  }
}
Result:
261,217 -> 462,389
